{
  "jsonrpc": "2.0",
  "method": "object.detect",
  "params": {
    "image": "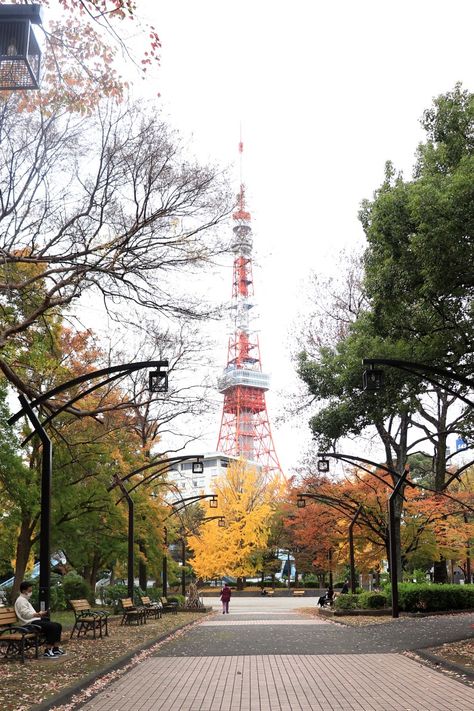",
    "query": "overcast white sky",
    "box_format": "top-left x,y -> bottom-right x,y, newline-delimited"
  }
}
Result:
107,1 -> 474,472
